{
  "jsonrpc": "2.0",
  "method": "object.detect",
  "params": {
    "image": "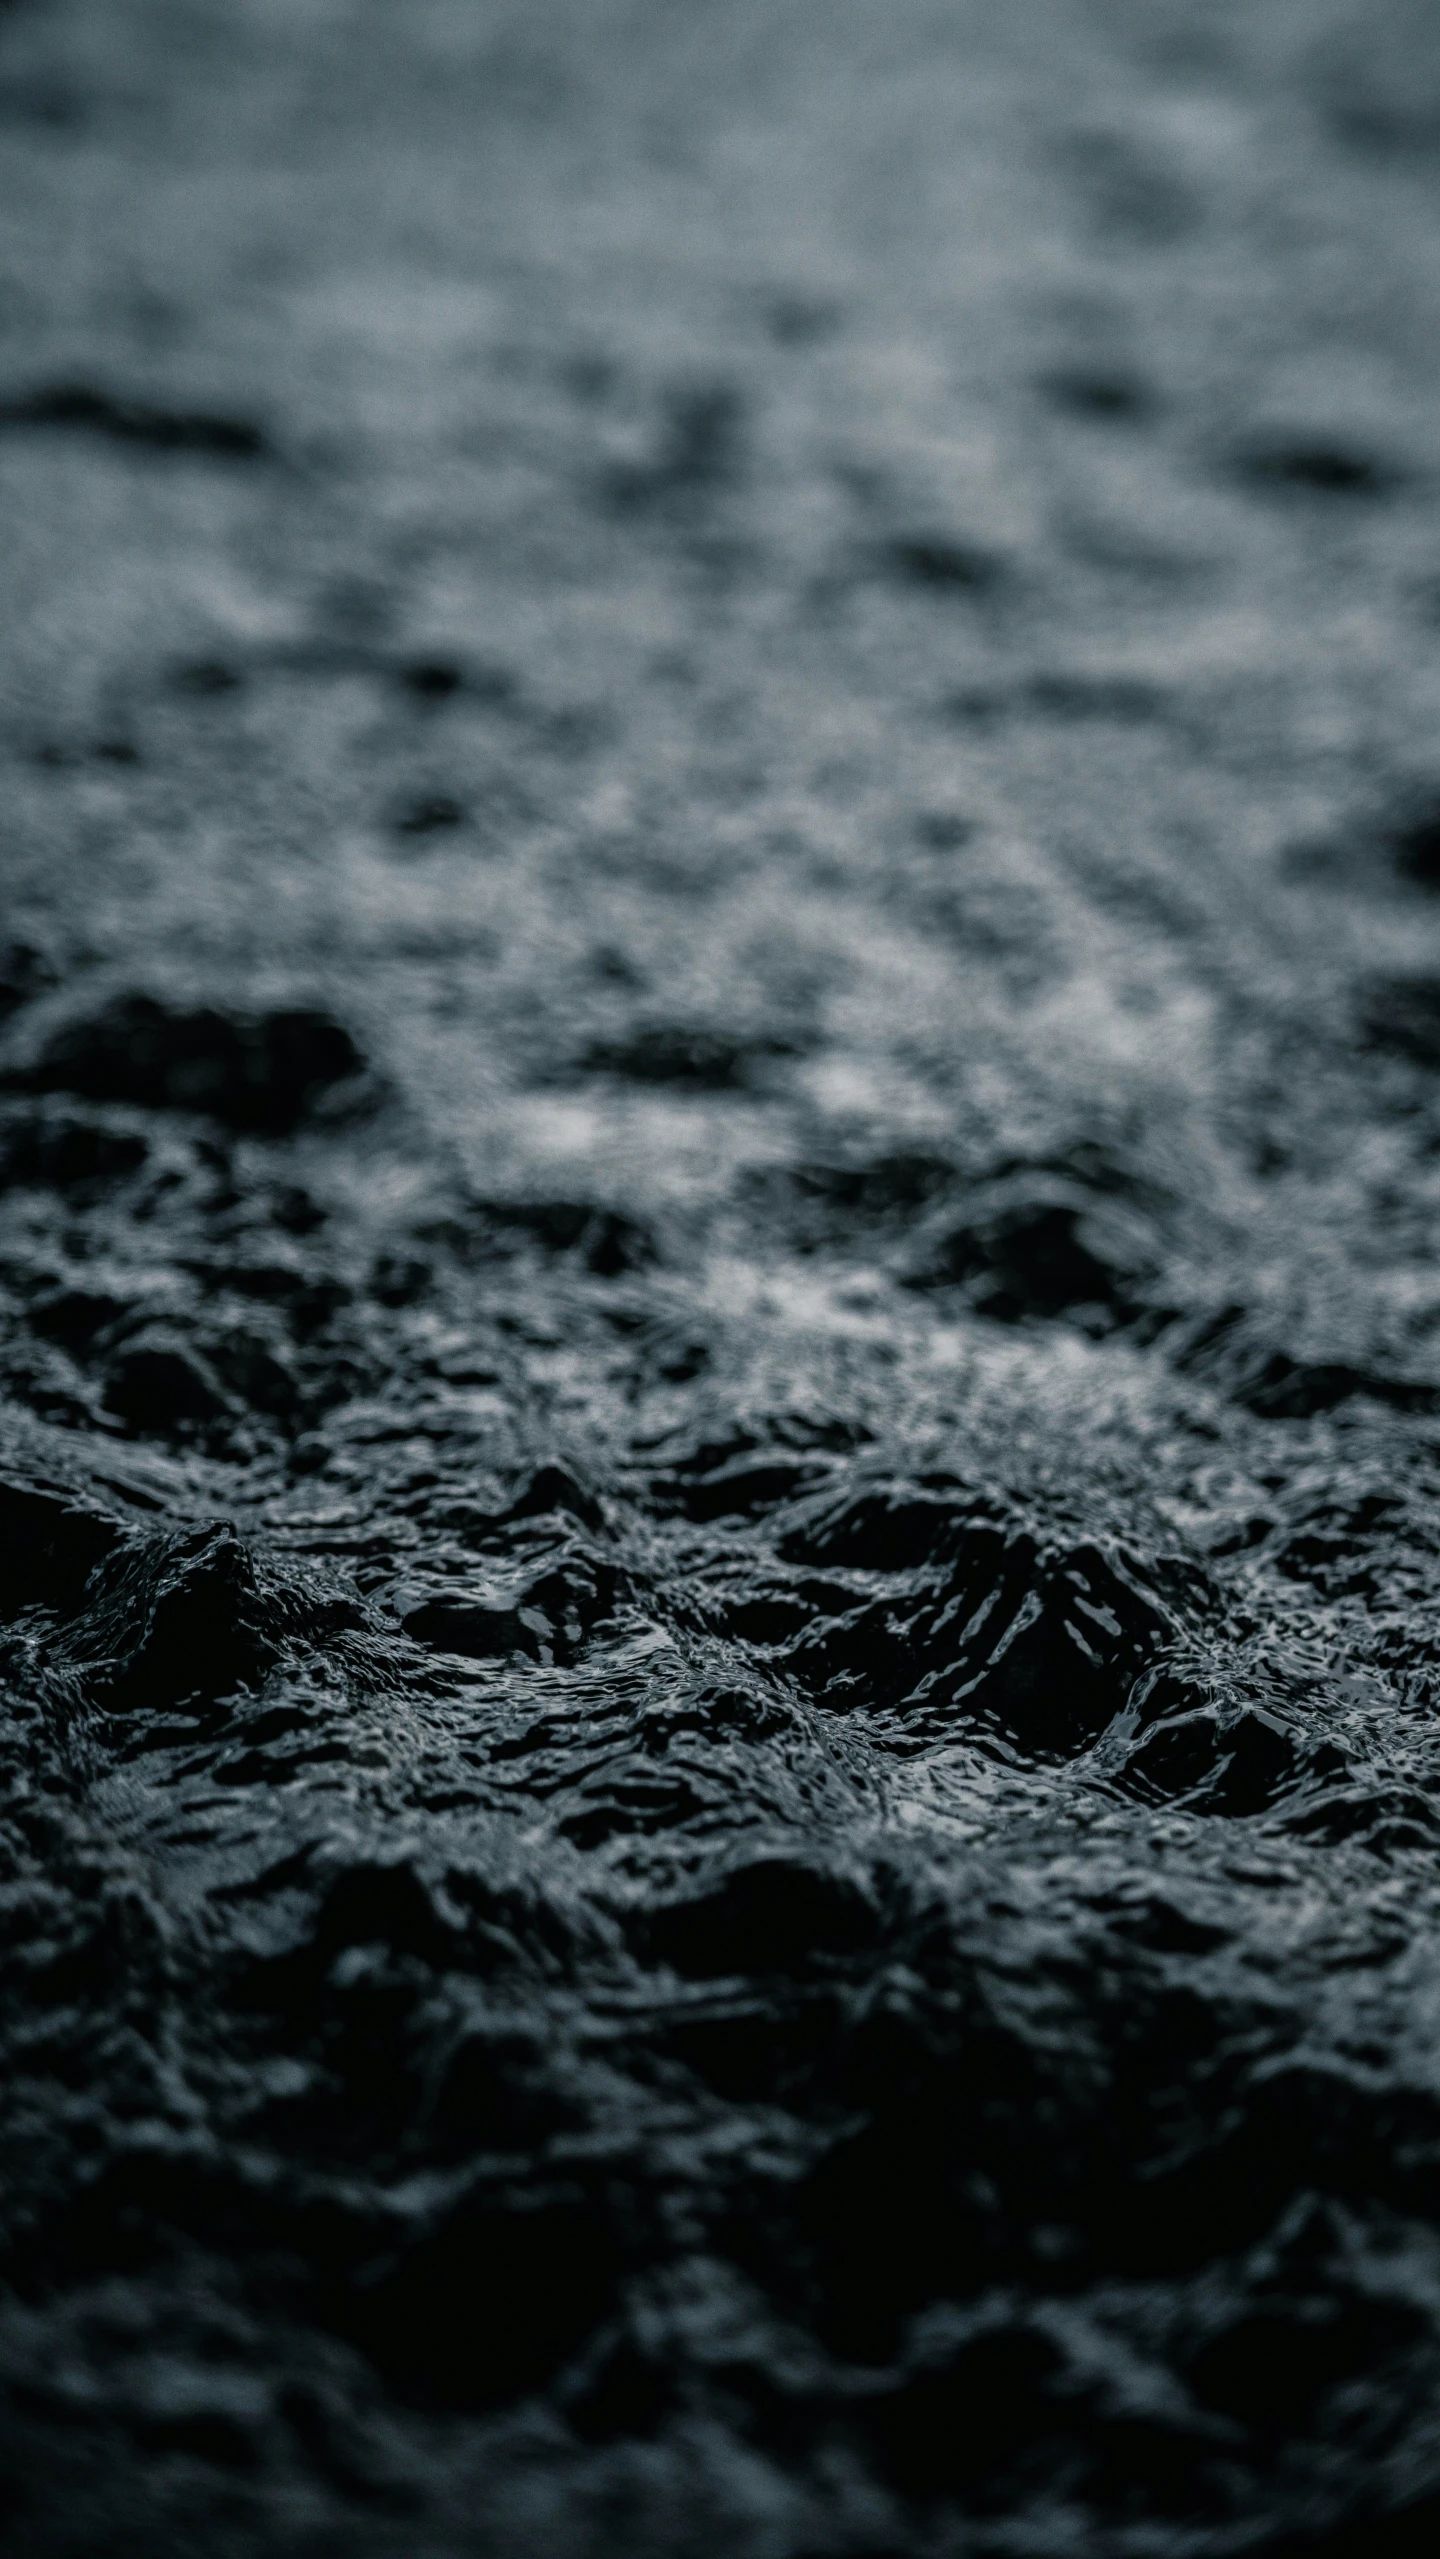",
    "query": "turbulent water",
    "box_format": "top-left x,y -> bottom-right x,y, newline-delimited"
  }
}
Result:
9,4 -> 1440,2551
